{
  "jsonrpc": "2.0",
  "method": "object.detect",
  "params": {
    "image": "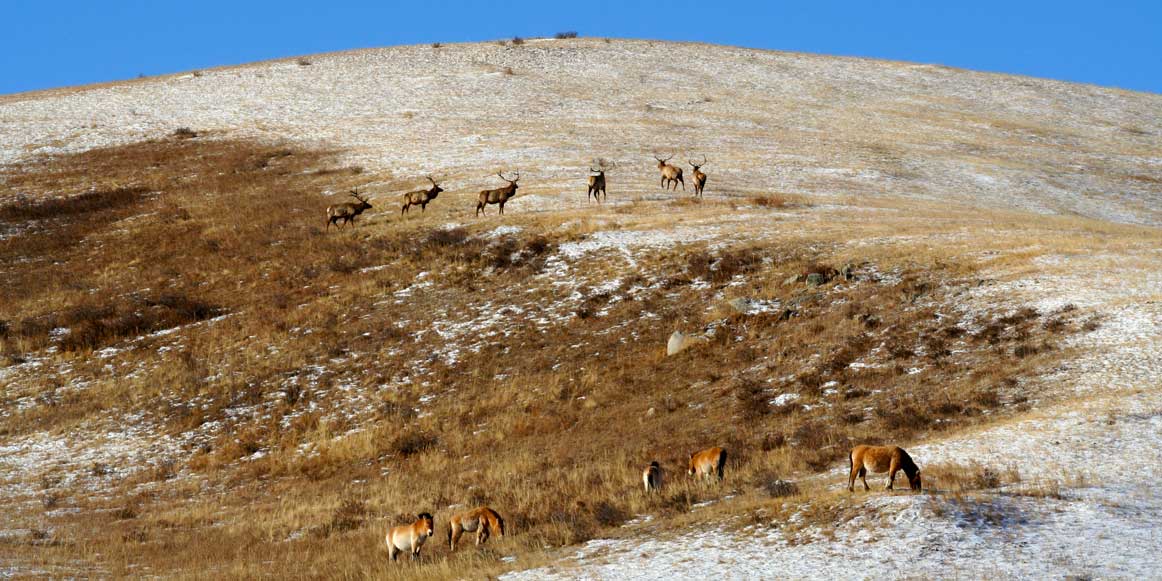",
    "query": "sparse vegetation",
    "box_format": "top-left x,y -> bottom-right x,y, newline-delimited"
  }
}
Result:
2,39 -> 1157,578
555,31 -> 578,39
0,136 -> 1104,578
